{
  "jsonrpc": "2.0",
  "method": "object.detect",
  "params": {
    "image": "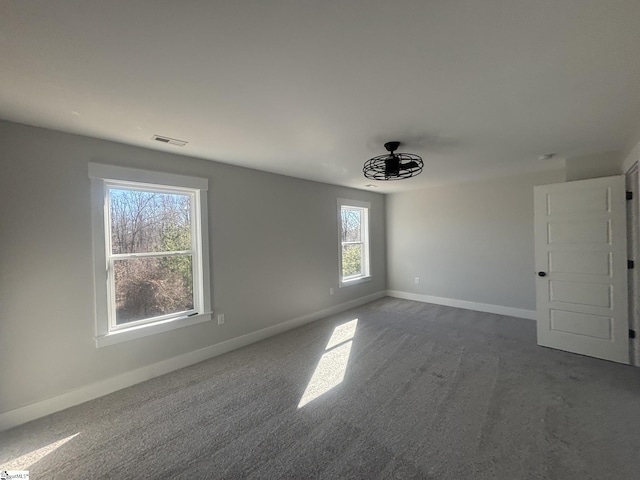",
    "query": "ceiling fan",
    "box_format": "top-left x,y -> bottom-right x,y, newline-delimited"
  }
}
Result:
363,141 -> 424,180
